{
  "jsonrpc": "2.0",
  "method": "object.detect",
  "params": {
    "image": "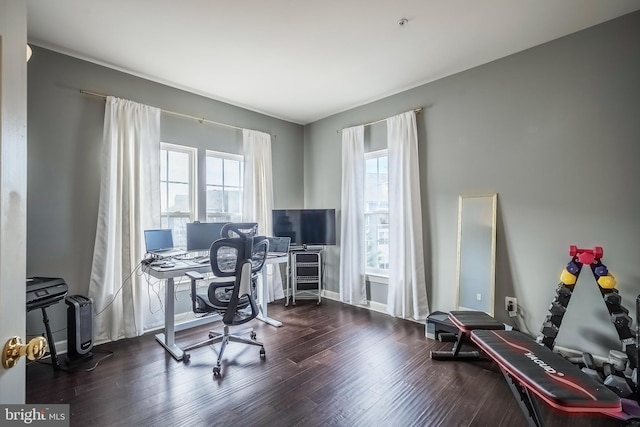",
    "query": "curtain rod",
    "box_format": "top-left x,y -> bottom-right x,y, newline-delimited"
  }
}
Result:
80,89 -> 275,138
337,107 -> 423,133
